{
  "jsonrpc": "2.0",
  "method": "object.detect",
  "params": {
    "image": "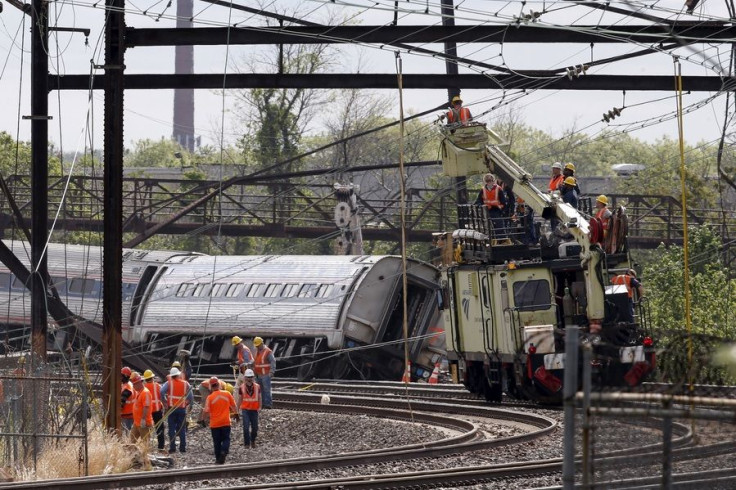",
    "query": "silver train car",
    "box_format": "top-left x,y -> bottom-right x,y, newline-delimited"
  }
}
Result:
0,242 -> 445,381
